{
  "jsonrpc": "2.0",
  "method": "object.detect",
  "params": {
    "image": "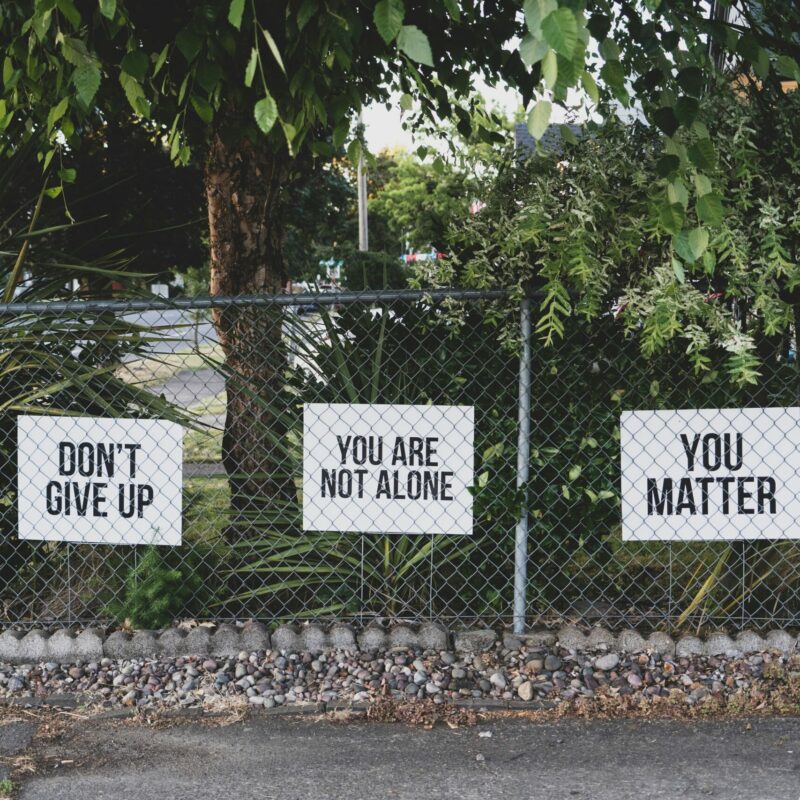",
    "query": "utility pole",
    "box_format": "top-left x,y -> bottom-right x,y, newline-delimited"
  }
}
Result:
357,114 -> 368,252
